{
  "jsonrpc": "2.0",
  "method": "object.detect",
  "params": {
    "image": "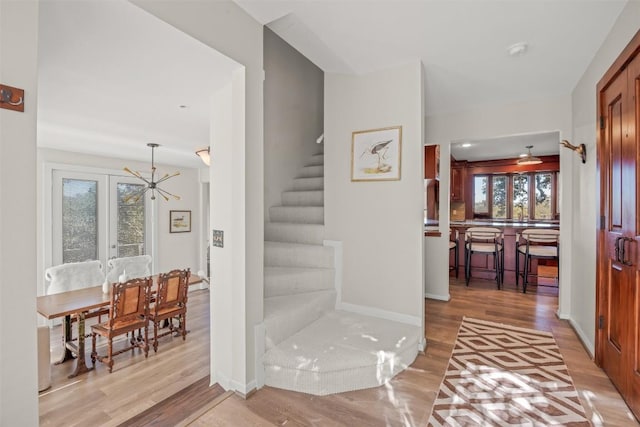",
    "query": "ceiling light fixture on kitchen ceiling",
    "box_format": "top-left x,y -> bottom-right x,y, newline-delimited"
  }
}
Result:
516,145 -> 542,166
124,143 -> 181,202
